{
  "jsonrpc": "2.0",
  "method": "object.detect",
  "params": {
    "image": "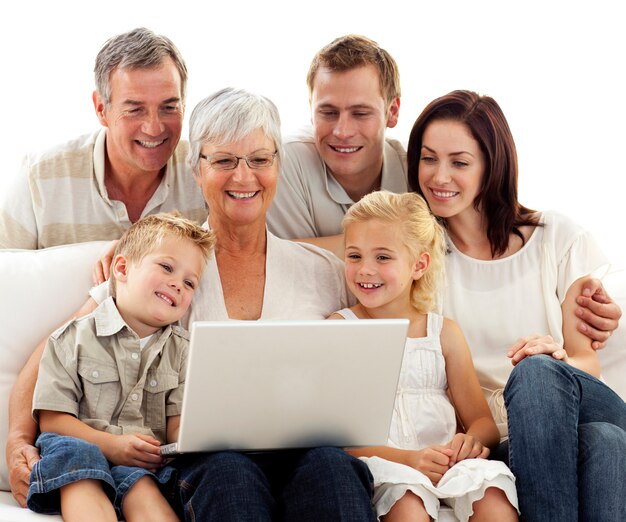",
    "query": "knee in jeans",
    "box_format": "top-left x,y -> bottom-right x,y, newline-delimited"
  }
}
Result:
579,422 -> 626,455
504,354 -> 560,397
